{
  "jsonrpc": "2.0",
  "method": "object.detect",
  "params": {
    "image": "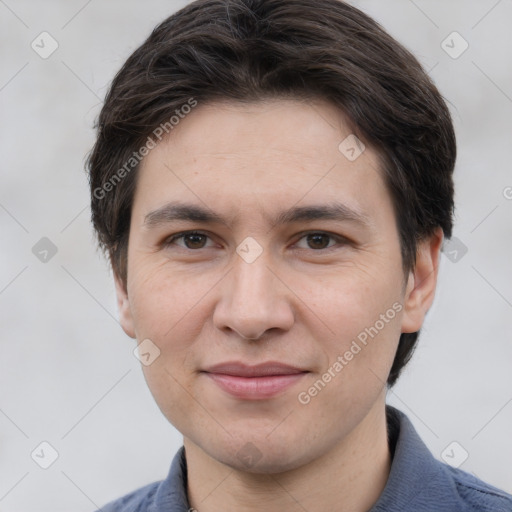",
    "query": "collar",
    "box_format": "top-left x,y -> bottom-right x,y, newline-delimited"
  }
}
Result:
369,405 -> 464,511
150,405 -> 465,512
